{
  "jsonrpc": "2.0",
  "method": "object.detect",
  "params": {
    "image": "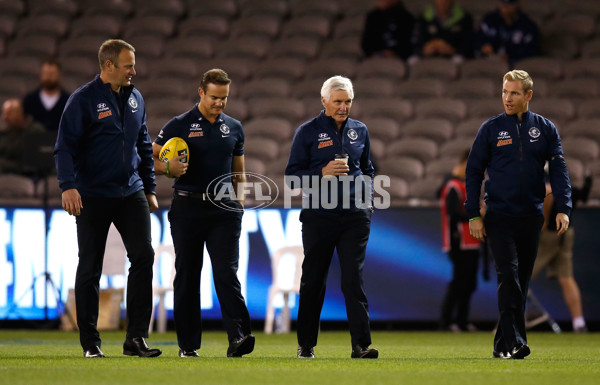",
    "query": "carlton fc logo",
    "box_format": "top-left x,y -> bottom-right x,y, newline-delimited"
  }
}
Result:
529,127 -> 541,138
220,124 -> 230,135
128,98 -> 138,109
347,129 -> 358,140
